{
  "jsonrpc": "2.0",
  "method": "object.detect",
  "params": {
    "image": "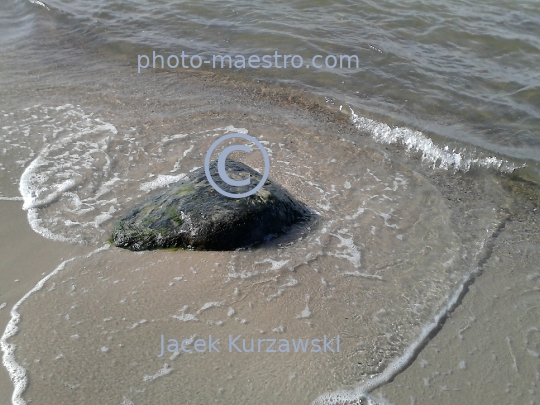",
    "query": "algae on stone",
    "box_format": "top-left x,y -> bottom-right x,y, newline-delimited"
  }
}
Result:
112,160 -> 310,251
